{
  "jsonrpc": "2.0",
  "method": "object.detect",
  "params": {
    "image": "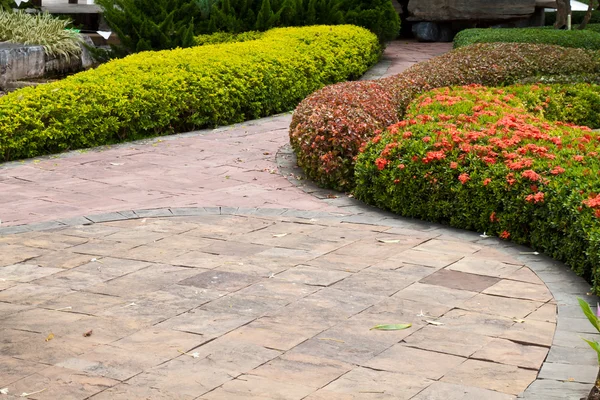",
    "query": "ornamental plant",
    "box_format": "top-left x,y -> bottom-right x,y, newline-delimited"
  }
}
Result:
354,84 -> 600,291
290,43 -> 600,191
0,10 -> 83,60
0,25 -> 380,161
577,297 -> 600,399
